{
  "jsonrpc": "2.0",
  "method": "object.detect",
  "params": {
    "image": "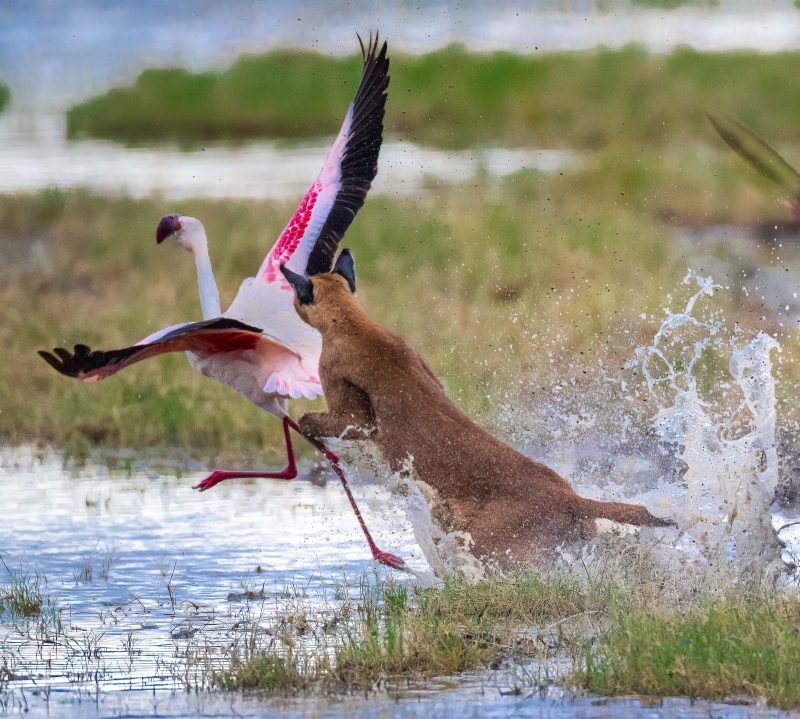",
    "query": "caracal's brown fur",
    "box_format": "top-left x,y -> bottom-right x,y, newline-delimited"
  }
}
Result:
295,273 -> 672,567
